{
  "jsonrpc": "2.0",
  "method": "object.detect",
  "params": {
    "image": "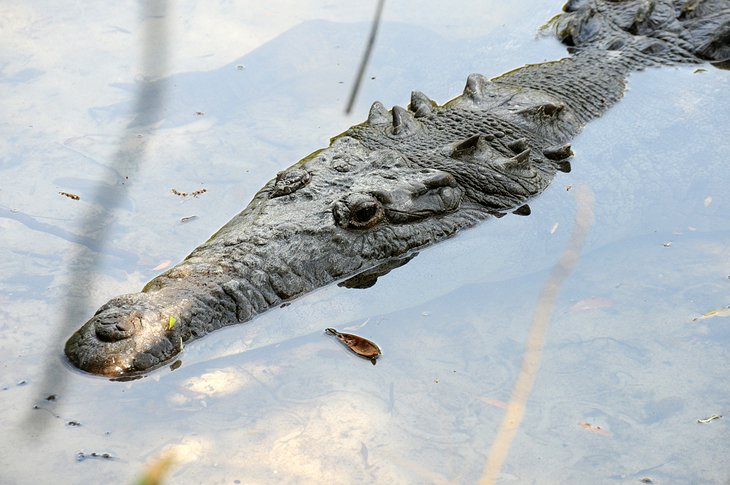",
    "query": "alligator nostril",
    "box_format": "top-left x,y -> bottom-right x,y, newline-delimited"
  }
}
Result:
115,319 -> 134,332
93,311 -> 141,342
